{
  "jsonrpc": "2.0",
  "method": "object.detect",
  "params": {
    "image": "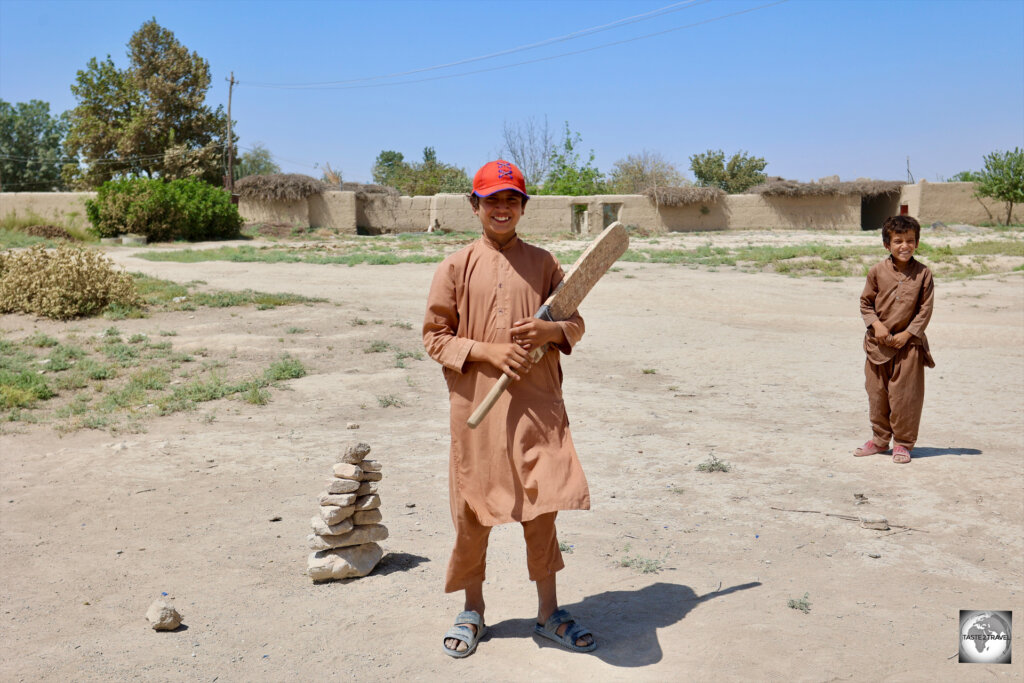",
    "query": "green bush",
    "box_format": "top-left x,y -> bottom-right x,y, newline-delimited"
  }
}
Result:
85,177 -> 242,242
